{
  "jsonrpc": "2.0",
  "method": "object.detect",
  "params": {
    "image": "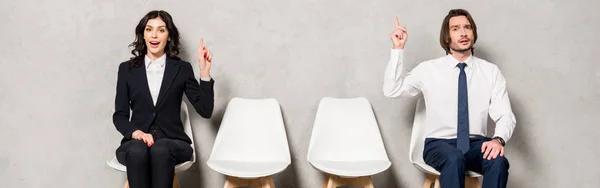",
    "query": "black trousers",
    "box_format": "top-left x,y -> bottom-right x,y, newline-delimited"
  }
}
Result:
116,125 -> 193,188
